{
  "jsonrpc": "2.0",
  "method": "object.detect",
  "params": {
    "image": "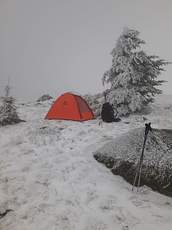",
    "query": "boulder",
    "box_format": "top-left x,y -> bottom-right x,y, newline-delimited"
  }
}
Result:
94,128 -> 172,196
37,94 -> 53,102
